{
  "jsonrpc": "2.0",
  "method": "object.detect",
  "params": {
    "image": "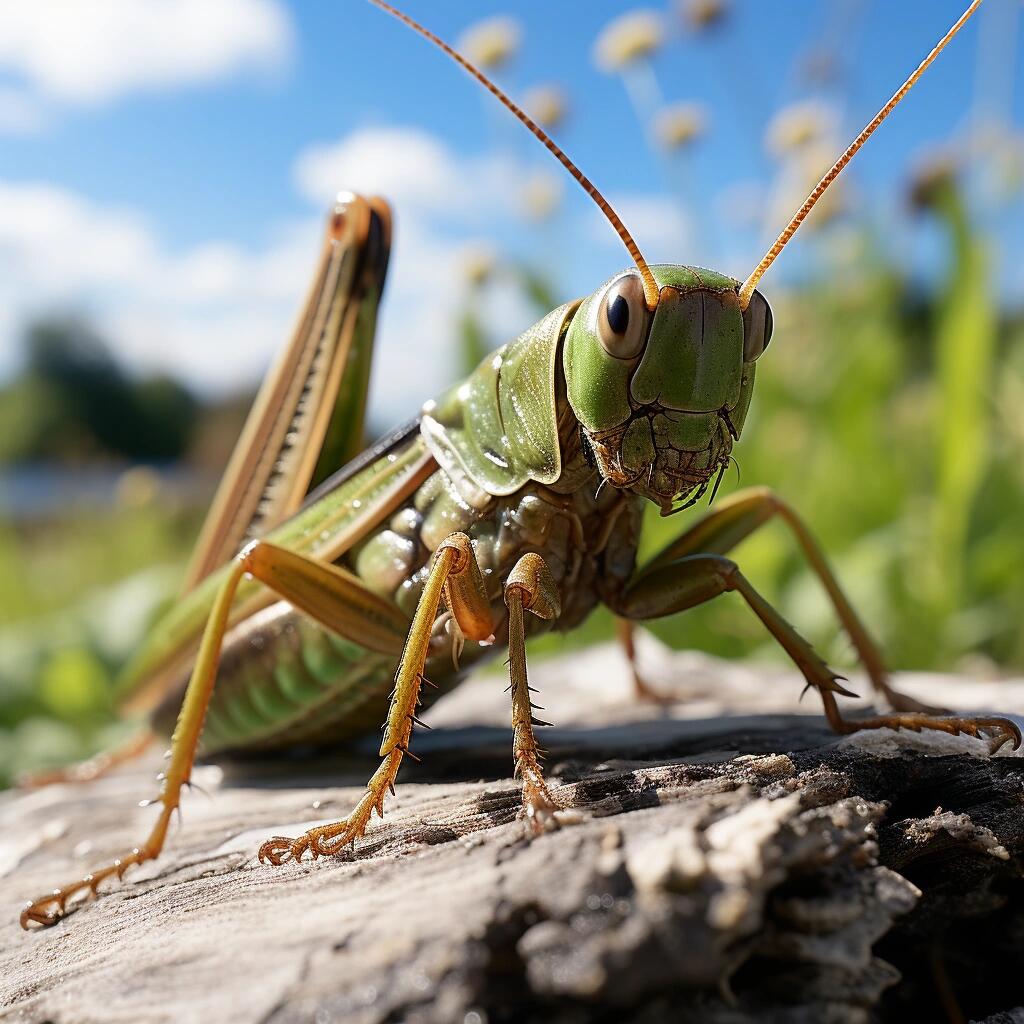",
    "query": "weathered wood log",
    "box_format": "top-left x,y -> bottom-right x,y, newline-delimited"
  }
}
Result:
1,638 -> 1022,1024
